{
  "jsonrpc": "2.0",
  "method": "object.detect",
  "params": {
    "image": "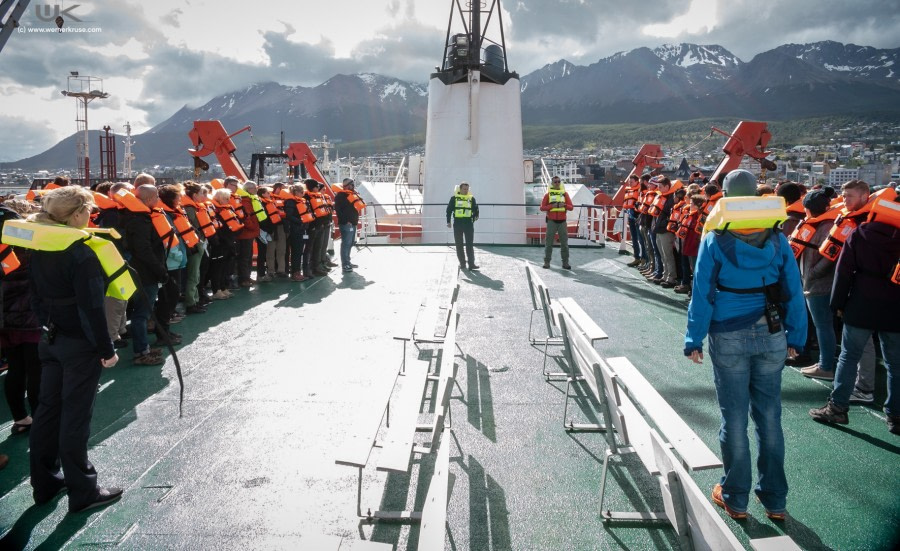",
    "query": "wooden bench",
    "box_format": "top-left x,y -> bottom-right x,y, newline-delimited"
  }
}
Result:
336,303 -> 457,547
